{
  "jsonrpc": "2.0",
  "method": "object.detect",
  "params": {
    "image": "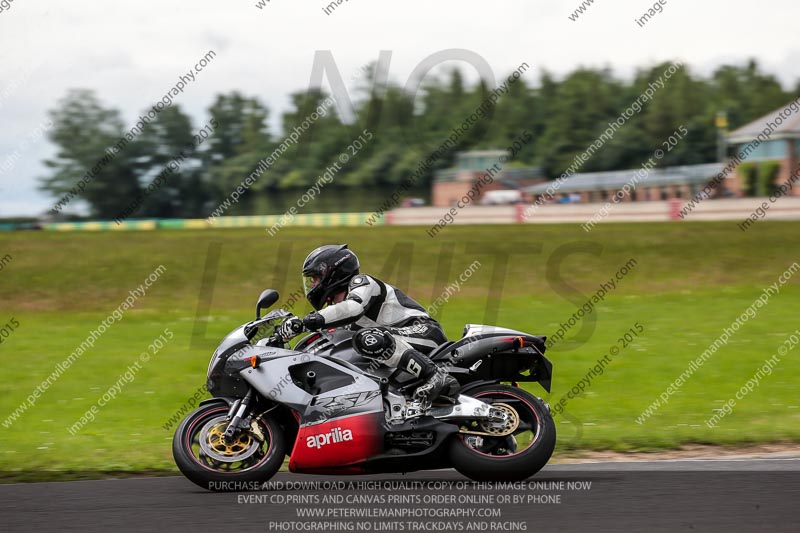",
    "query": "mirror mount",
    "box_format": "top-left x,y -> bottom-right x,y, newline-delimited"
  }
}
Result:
256,289 -> 280,319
